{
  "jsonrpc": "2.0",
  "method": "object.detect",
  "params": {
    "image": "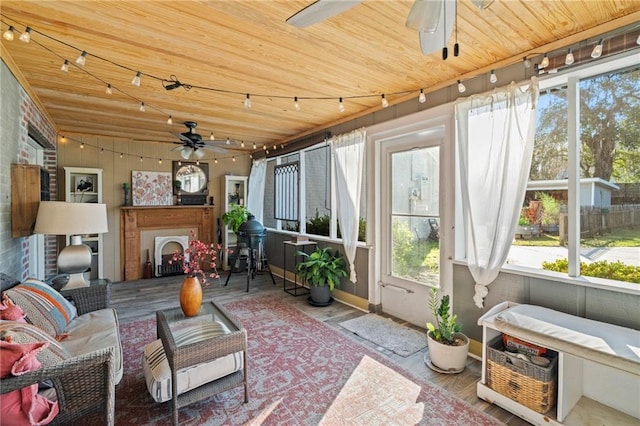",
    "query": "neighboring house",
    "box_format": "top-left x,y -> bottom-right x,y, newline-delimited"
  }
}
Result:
526,177 -> 620,209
